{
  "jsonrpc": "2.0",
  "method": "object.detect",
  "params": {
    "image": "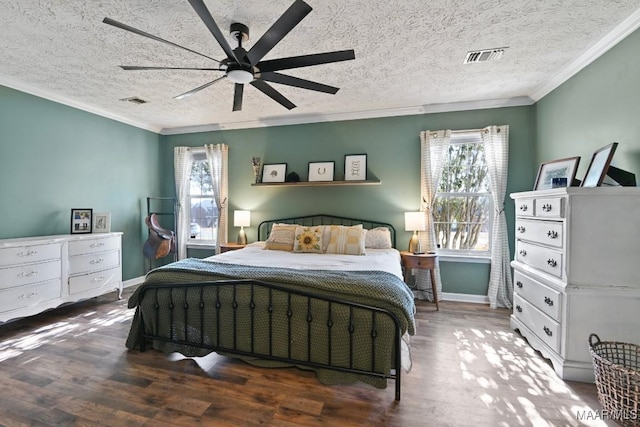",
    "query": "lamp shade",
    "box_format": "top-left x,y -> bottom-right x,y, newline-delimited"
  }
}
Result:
234,210 -> 251,227
404,212 -> 426,232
